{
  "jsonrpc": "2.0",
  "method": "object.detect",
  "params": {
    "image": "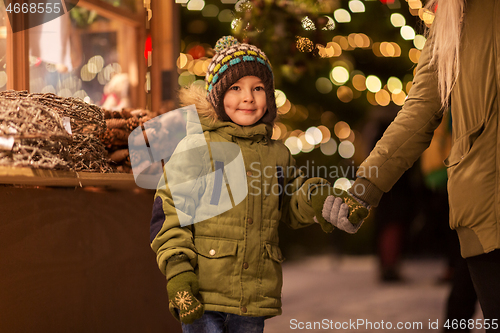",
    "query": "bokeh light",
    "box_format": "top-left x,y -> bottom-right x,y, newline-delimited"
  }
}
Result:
348,0 -> 365,13
187,0 -> 205,10
349,33 -> 370,48
278,99 -> 292,115
218,9 -> 233,22
299,134 -> 315,153
275,122 -> 287,139
305,127 -> 323,145
202,4 -> 219,17
338,141 -> 355,159
87,55 -> 104,74
400,25 -> 416,40
320,138 -> 338,156
408,0 -> 423,10
392,90 -> 407,106
334,9 -> 351,23
178,71 -> 196,86
352,74 -> 366,91
420,8 -> 435,26
413,35 -> 426,50
387,77 -> 403,94
365,75 -> 382,93
337,86 -> 354,103
334,177 -> 352,190
390,13 -> 406,27
275,89 -> 287,108
177,53 -> 188,69
409,48 -> 421,63
285,136 -> 303,155
379,42 -> 401,57
406,81 -> 414,94
334,121 -> 351,140
326,42 -> 342,56
375,89 -> 391,106
366,91 -> 378,105
272,124 -> 281,140
316,77 -> 333,94
80,65 -> 96,82
330,66 -> 349,85
318,125 -> 332,143
334,36 -> 350,50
